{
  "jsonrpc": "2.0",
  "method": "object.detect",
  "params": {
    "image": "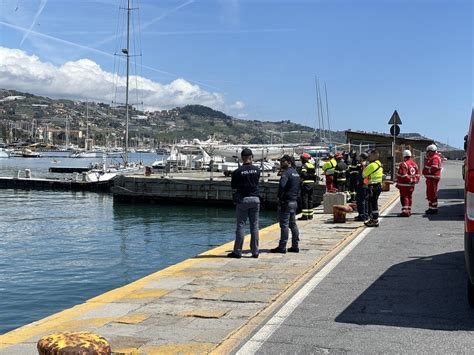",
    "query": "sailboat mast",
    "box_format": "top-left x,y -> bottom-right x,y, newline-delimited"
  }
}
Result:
124,0 -> 131,165
86,100 -> 89,150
